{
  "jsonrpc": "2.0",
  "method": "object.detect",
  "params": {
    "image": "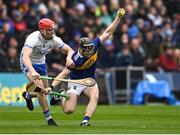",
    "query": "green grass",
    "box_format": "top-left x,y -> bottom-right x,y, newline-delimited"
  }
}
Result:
0,105 -> 180,134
